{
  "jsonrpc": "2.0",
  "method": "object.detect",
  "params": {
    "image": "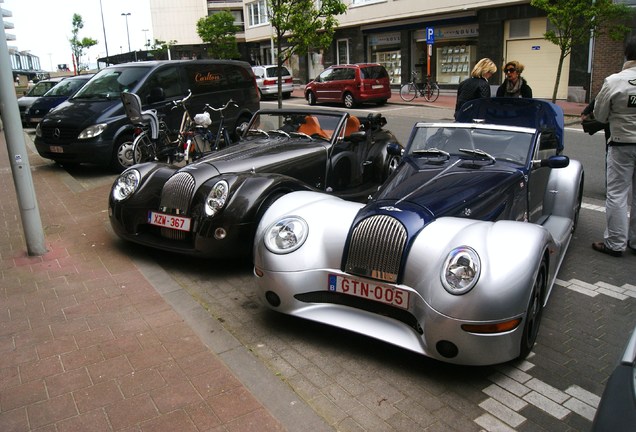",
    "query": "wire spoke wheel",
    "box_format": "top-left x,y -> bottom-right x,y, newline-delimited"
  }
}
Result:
423,82 -> 440,102
399,83 -> 417,102
132,132 -> 156,164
